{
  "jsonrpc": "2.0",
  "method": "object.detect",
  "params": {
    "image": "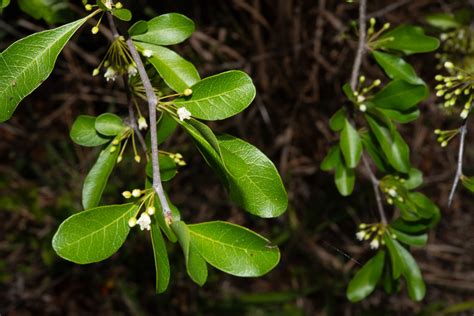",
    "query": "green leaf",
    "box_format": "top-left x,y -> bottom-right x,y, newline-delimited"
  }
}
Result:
131,13 -> 195,46
384,234 -> 403,279
335,162 -> 355,196
408,192 -> 440,220
52,203 -> 138,264
94,113 -> 126,136
0,17 -> 88,122
372,51 -> 424,85
146,112 -> 178,146
320,145 -> 341,171
128,20 -> 148,36
372,79 -> 428,111
329,108 -> 347,131
70,115 -> 111,147
150,219 -> 170,293
171,221 -> 208,286
18,0 -> 71,24
390,218 -> 429,234
216,135 -> 288,218
461,175 -> 474,192
404,168 -> 423,190
146,154 -> 177,182
366,114 -> 410,173
0,0 -> 10,9
361,132 -> 390,173
112,8 -> 131,21
390,238 -> 426,301
425,13 -> 461,30
390,228 -> 427,247
188,221 -> 280,277
134,42 -> 200,93
152,192 -> 179,243
342,83 -> 356,102
173,70 -> 256,121
376,25 -> 440,54
346,250 -> 385,302
340,119 -> 362,168
379,107 -> 420,123
82,142 -> 120,209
